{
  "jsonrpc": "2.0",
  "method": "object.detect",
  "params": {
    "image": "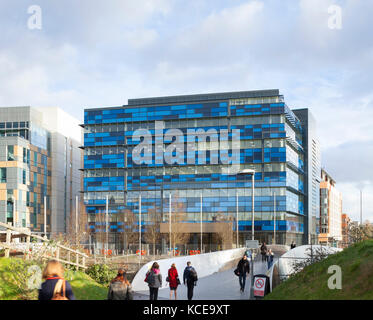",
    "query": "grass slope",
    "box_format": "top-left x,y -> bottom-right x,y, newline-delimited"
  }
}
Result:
265,240 -> 373,300
0,257 -> 108,300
